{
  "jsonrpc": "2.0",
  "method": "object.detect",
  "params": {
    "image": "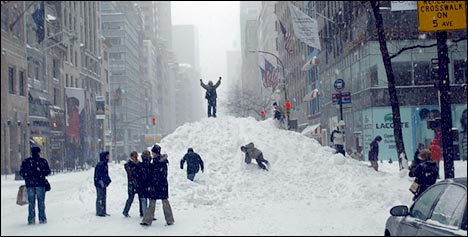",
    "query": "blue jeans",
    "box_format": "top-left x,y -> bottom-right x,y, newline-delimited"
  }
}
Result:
27,187 -> 46,224
187,173 -> 196,181
123,185 -> 144,217
140,198 -> 148,217
96,186 -> 107,216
